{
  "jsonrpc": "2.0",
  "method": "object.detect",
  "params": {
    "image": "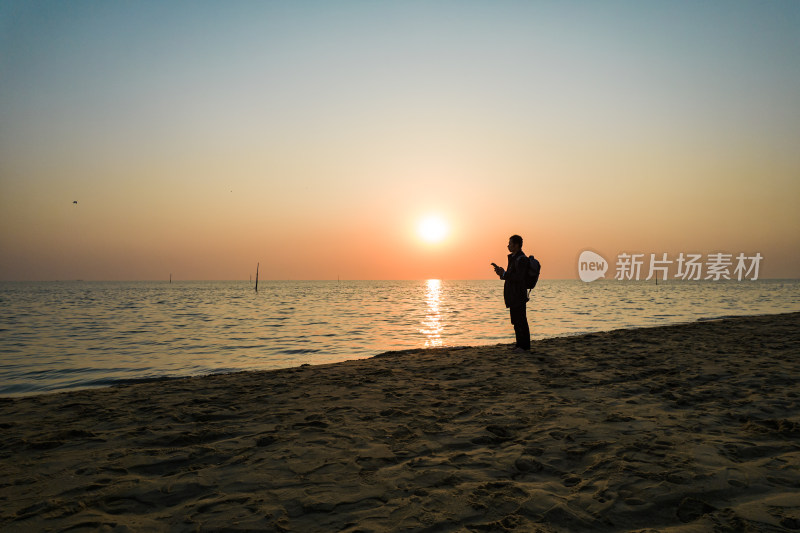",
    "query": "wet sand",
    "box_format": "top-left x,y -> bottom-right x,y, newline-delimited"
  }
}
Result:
1,312 -> 799,532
